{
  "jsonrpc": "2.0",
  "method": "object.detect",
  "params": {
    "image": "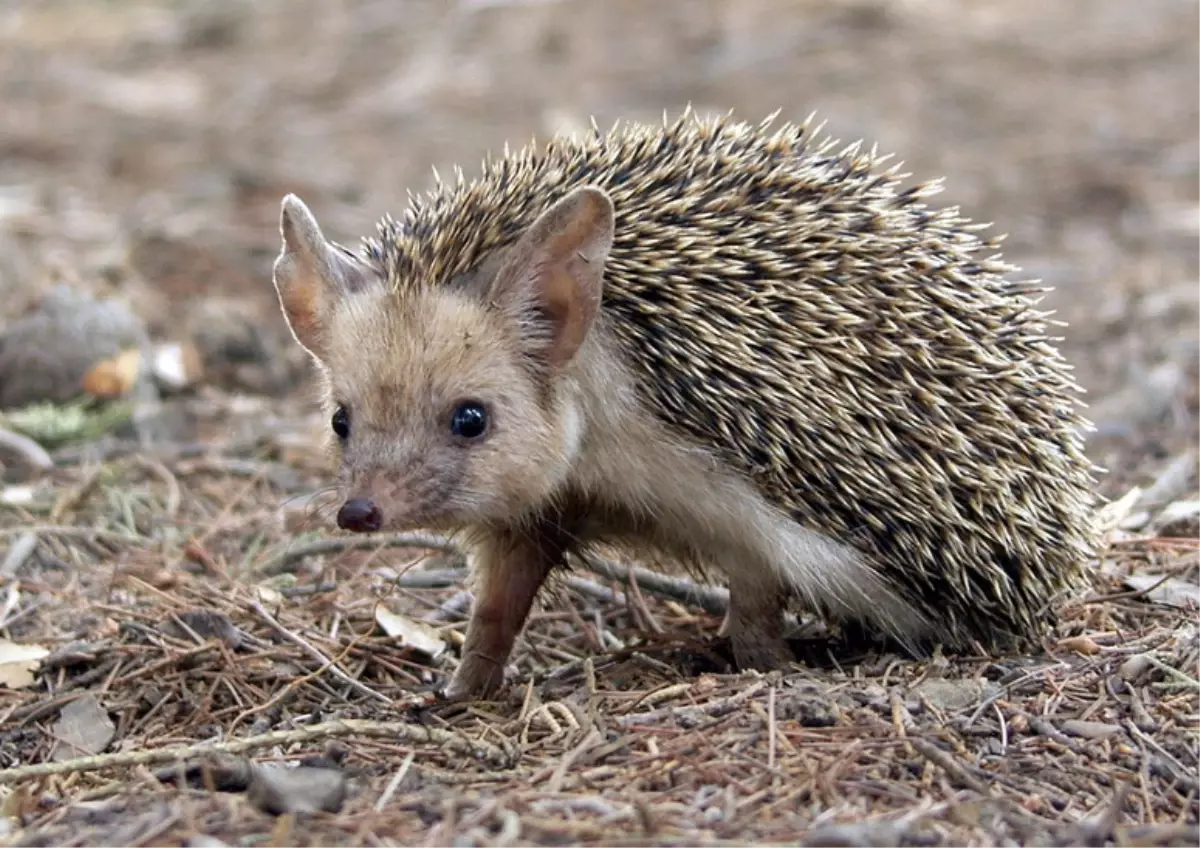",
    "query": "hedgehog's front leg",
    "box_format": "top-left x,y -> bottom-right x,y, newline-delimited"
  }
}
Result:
443,525 -> 565,701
